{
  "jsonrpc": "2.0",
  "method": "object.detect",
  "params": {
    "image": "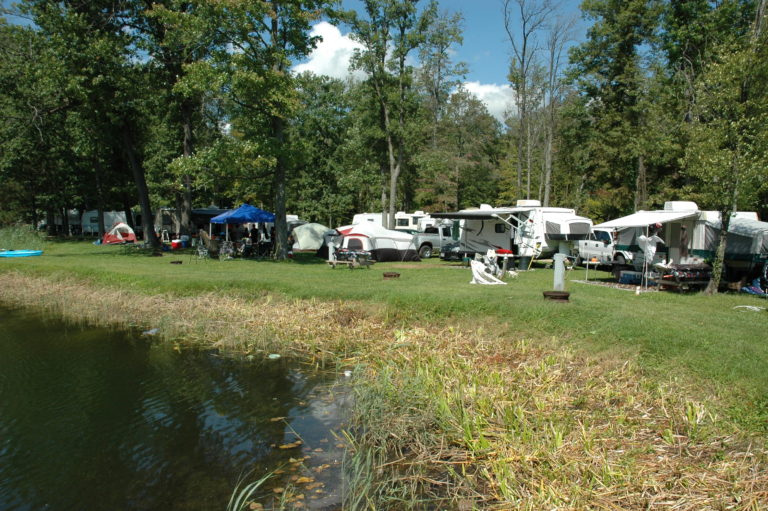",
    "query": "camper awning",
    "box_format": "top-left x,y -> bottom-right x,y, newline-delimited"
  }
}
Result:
432,209 -> 517,220
594,210 -> 698,229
